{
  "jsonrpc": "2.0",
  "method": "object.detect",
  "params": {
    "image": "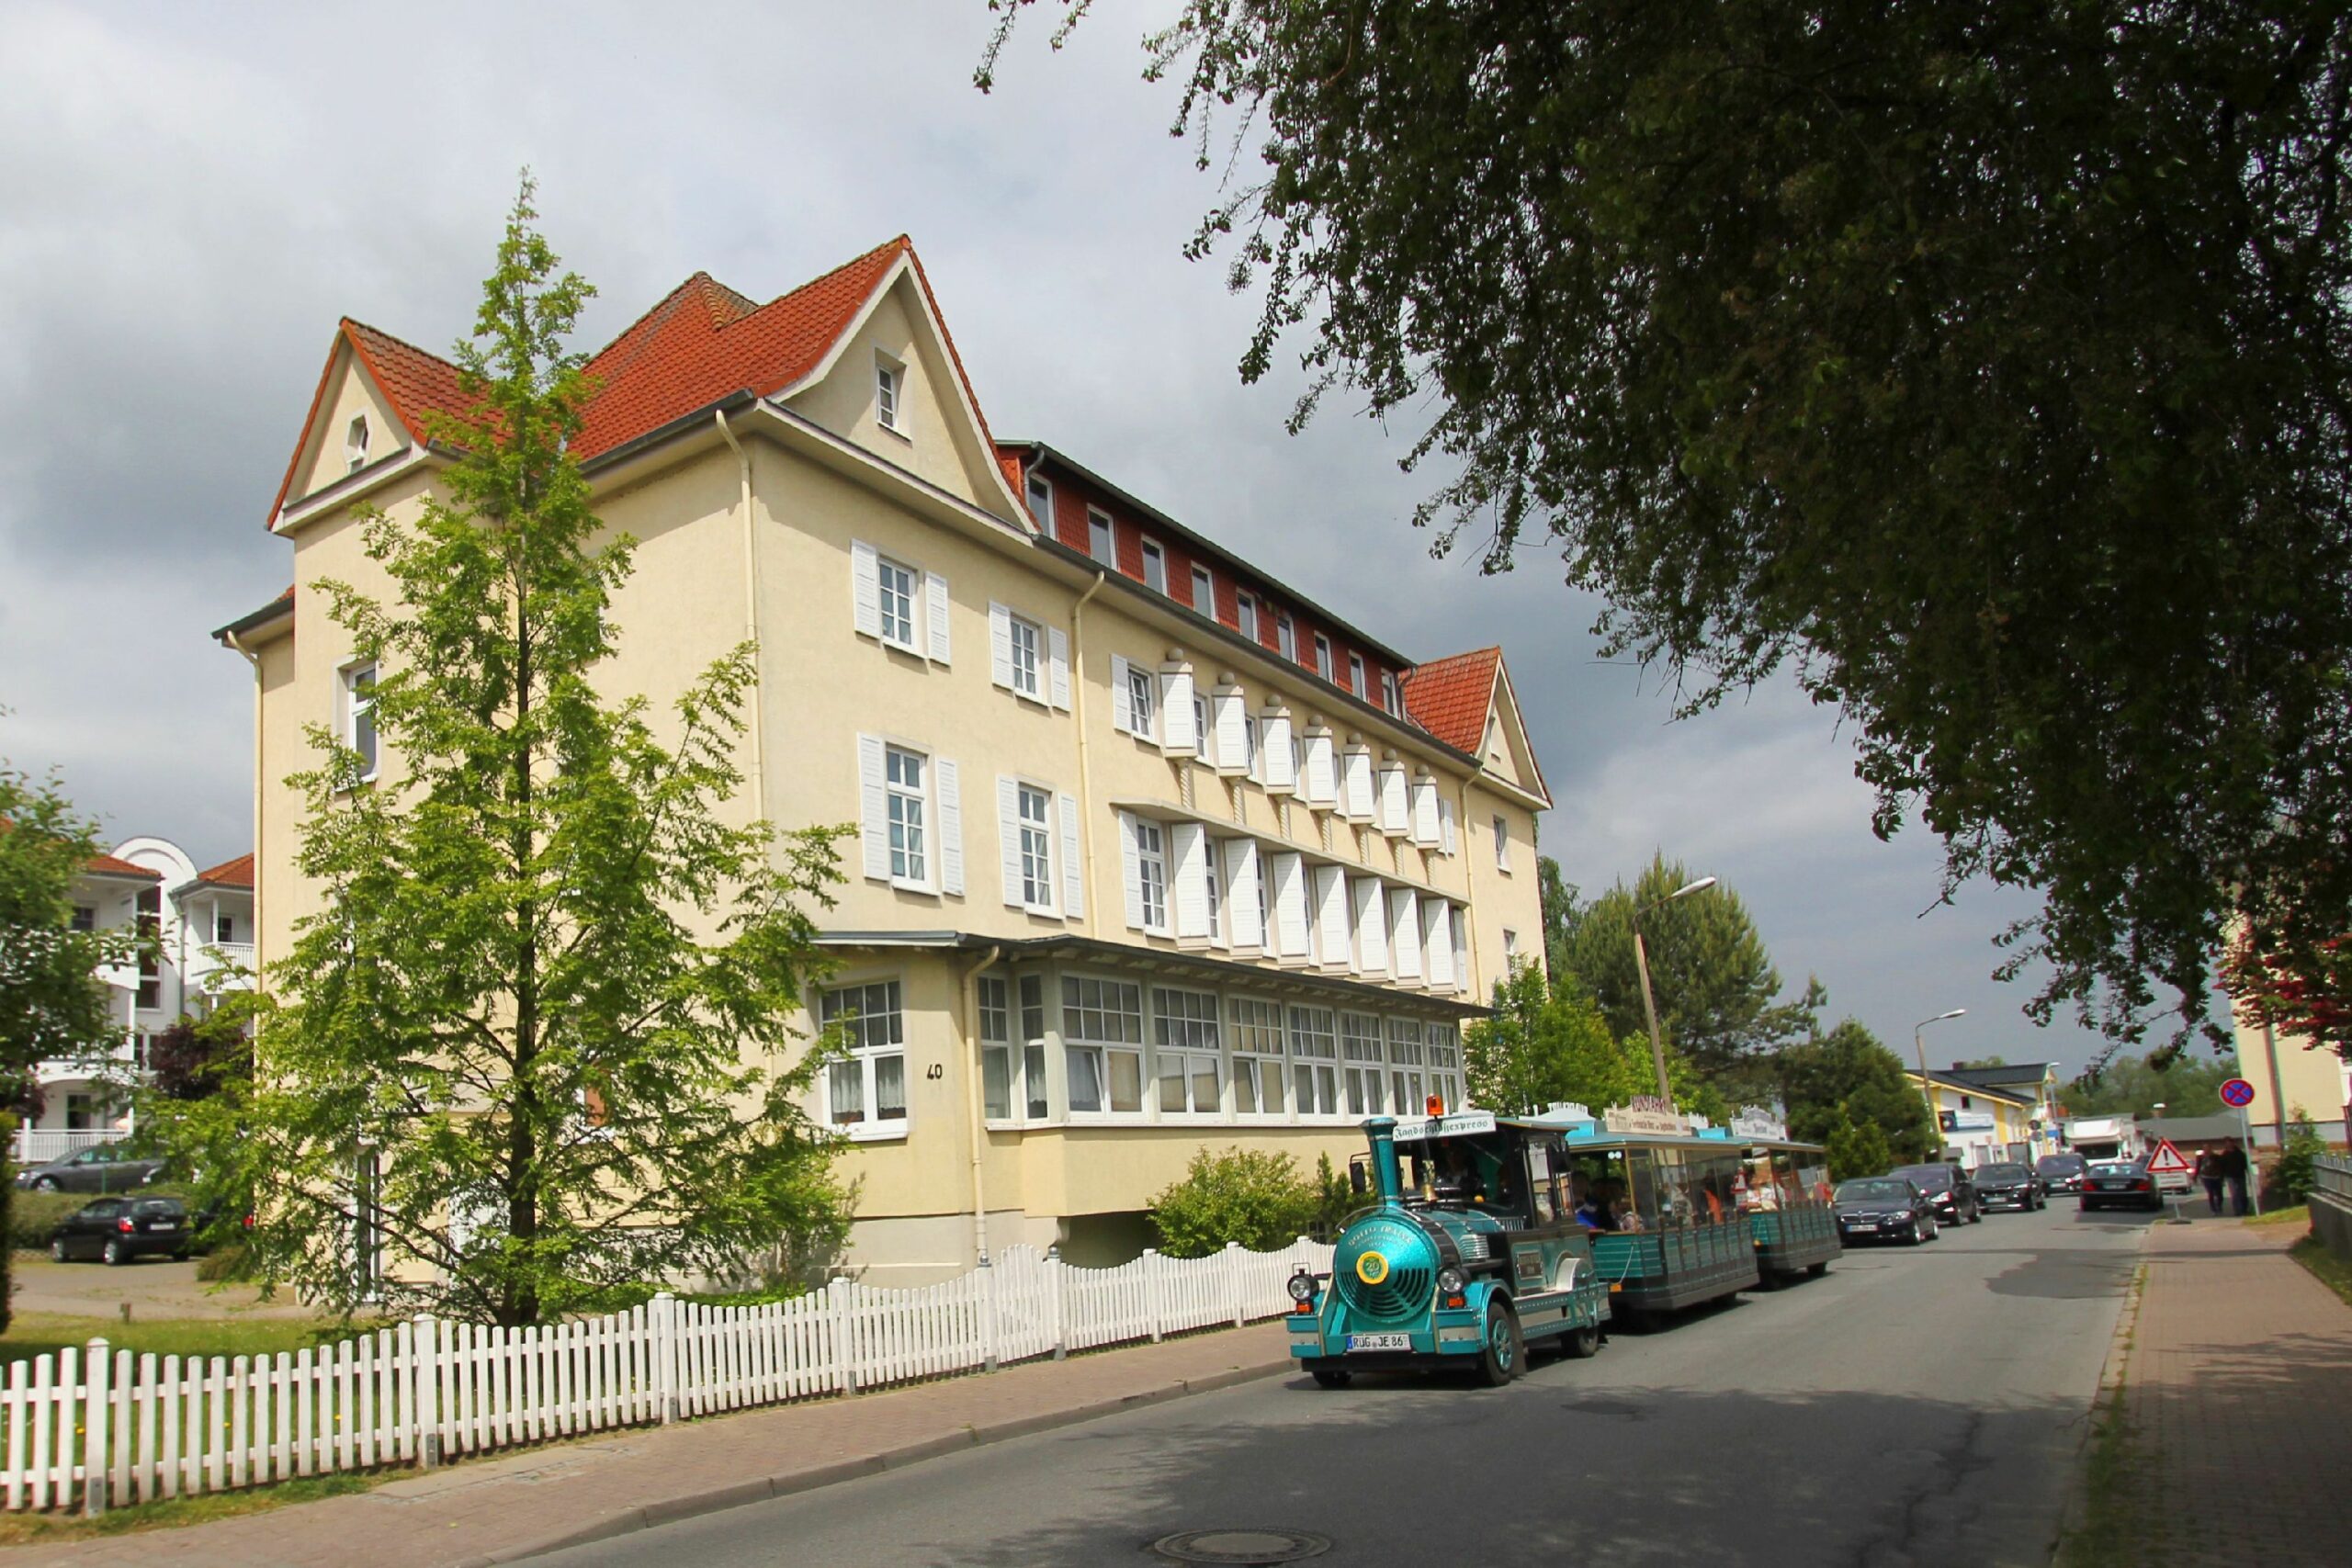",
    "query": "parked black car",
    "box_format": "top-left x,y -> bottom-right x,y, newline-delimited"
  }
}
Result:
47,1195 -> 192,1265
14,1144 -> 167,1193
1833,1177 -> 1939,1246
2079,1158 -> 2163,1213
1887,1162 -> 1981,1224
2035,1154 -> 2089,1196
1973,1162 -> 2046,1212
